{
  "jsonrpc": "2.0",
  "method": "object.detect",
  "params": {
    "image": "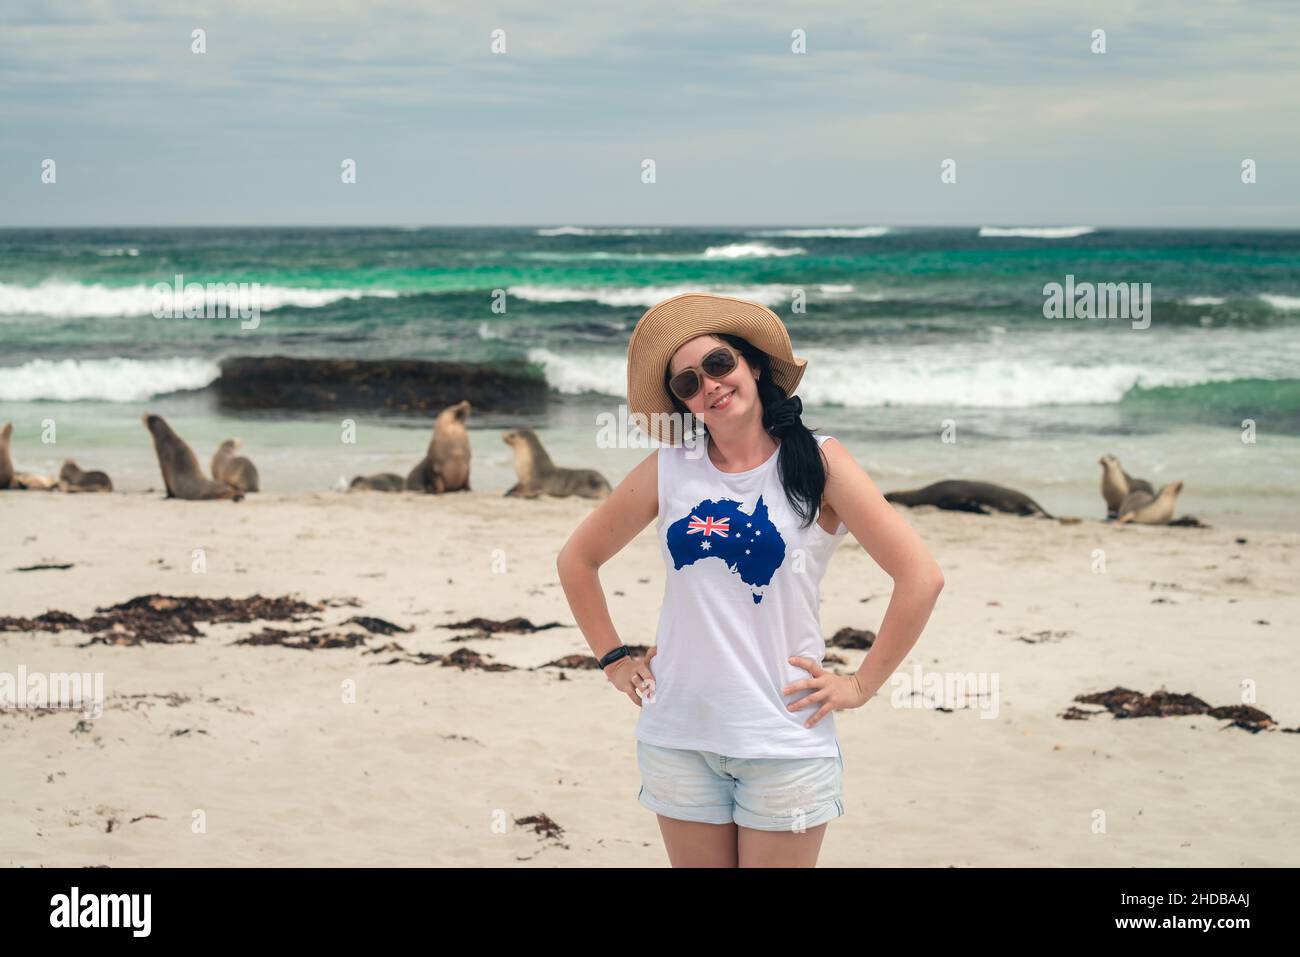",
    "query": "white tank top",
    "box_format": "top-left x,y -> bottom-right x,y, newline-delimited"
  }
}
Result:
635,432 -> 849,759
